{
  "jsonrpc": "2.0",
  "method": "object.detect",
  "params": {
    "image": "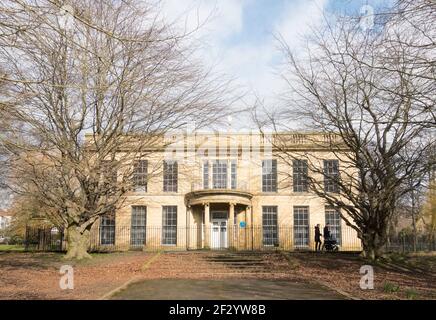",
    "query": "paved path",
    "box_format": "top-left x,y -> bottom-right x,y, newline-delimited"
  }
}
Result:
108,252 -> 347,300
110,278 -> 346,300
